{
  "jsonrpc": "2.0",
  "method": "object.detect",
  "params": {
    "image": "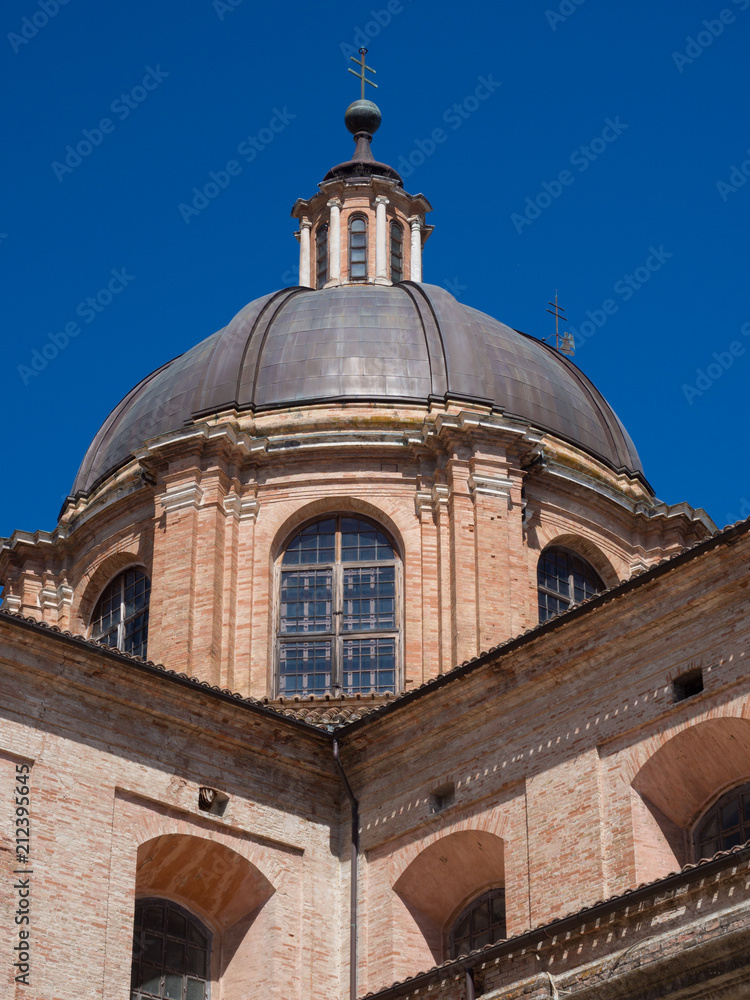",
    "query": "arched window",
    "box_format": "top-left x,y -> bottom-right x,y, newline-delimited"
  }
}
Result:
694,782 -> 750,859
315,224 -> 328,289
91,567 -> 151,658
277,516 -> 400,697
390,221 -> 403,283
537,547 -> 603,623
348,215 -> 368,281
131,898 -> 210,1000
449,889 -> 506,958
